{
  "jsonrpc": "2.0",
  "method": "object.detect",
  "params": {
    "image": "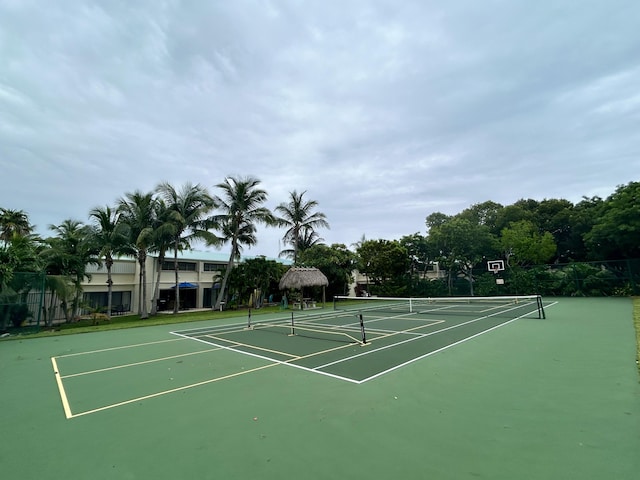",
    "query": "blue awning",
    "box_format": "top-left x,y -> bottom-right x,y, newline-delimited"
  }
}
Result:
171,282 -> 199,289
